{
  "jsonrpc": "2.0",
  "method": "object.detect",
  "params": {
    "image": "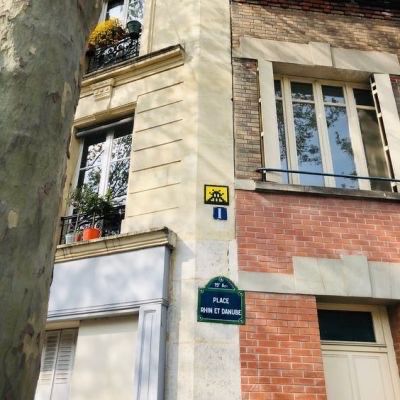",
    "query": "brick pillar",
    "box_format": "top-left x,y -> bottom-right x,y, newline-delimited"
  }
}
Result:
240,293 -> 327,400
